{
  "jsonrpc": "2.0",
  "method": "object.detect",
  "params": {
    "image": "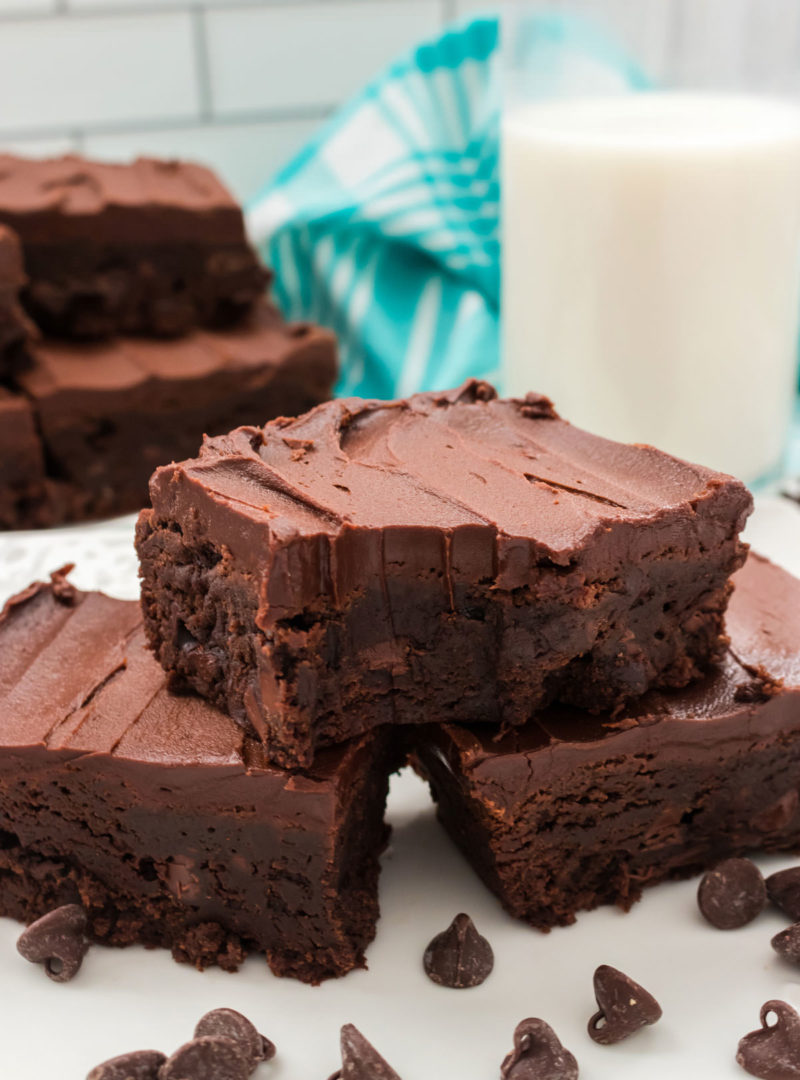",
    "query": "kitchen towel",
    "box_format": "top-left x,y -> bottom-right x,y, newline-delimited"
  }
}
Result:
247,14 -> 642,399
